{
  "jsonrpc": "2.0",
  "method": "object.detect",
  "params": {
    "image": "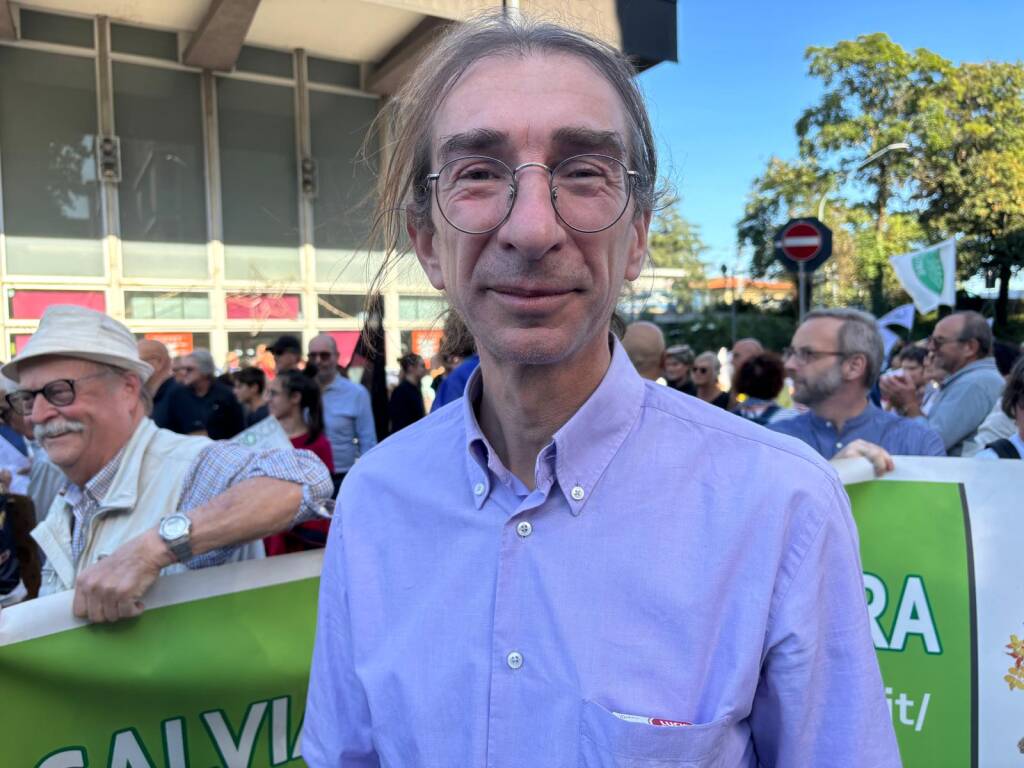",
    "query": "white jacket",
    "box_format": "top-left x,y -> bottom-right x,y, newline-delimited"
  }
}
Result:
32,419 -> 262,595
